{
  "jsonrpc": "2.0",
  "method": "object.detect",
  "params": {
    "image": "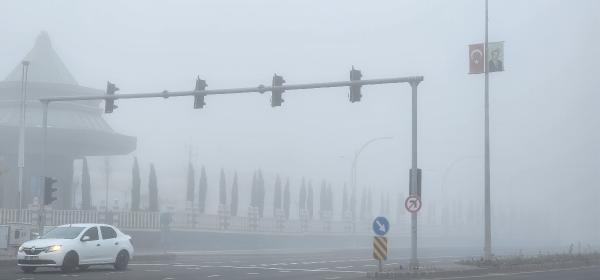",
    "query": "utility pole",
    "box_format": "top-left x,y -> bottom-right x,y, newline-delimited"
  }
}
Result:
409,80 -> 420,270
483,0 -> 493,261
18,60 -> 29,222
